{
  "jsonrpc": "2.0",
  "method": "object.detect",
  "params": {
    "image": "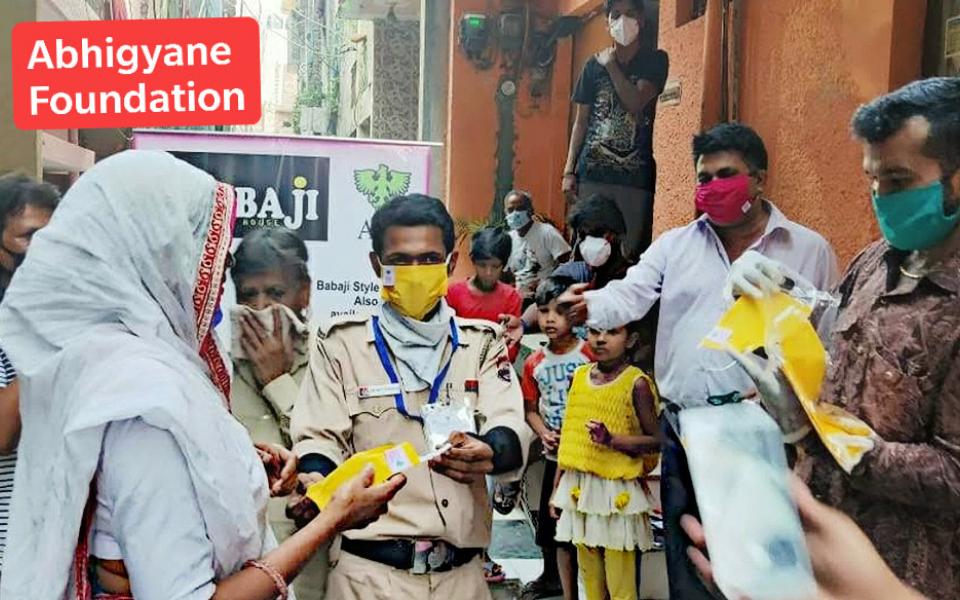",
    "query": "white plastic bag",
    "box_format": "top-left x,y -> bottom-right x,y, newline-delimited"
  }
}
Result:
680,403 -> 816,600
